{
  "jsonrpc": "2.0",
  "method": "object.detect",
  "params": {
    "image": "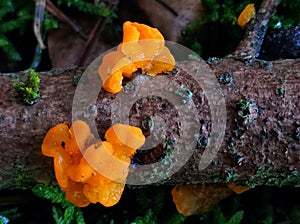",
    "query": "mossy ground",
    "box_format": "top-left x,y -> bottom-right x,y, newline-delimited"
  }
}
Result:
1,186 -> 300,223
